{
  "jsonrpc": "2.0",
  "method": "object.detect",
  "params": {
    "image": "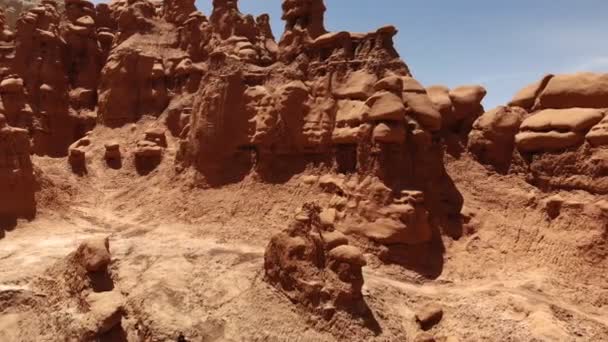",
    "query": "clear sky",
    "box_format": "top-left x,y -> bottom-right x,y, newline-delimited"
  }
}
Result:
194,0 -> 608,109
85,0 -> 608,108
